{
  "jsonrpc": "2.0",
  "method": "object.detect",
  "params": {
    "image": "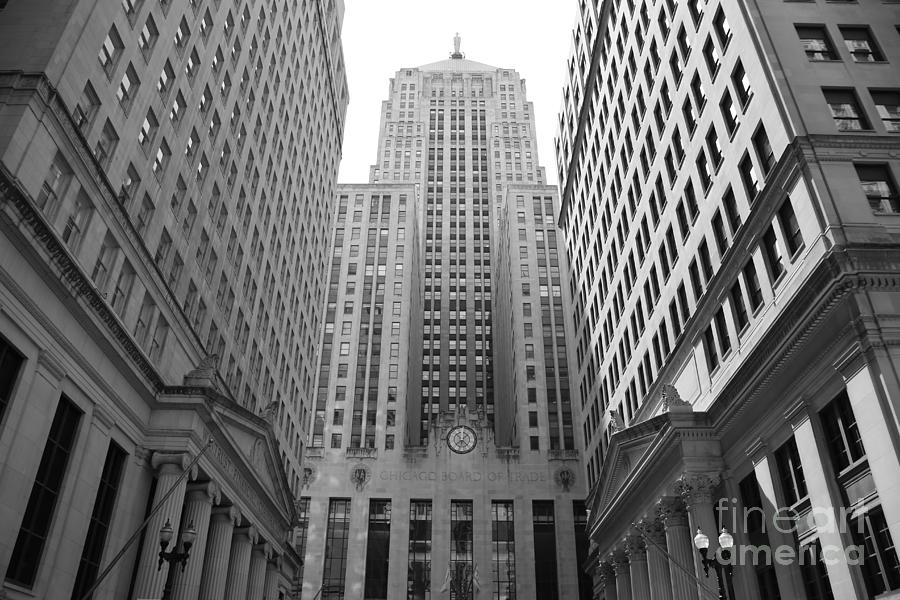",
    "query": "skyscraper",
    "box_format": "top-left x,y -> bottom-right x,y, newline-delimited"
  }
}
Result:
0,0 -> 347,598
556,0 -> 900,598
299,38 -> 590,600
